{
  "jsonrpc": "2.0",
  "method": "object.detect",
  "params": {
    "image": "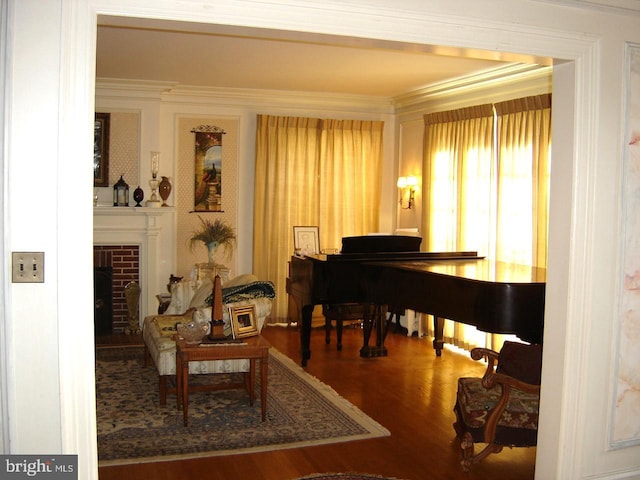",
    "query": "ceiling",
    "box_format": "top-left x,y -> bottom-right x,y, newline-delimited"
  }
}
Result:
96,16 -> 550,98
